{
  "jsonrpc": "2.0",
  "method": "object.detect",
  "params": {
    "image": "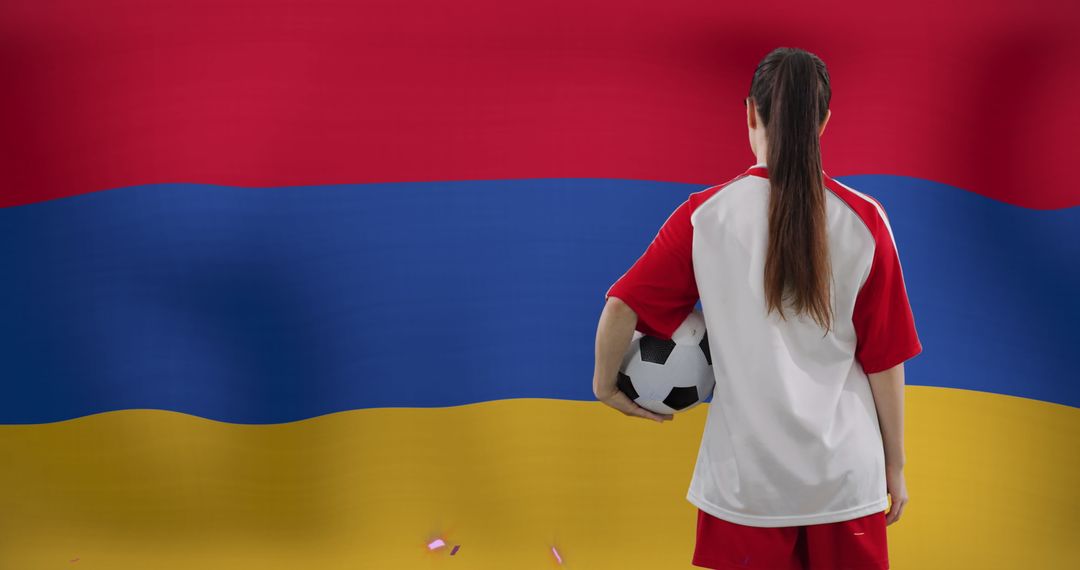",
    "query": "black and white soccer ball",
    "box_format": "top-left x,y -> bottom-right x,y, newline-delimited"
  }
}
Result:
617,309 -> 715,415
